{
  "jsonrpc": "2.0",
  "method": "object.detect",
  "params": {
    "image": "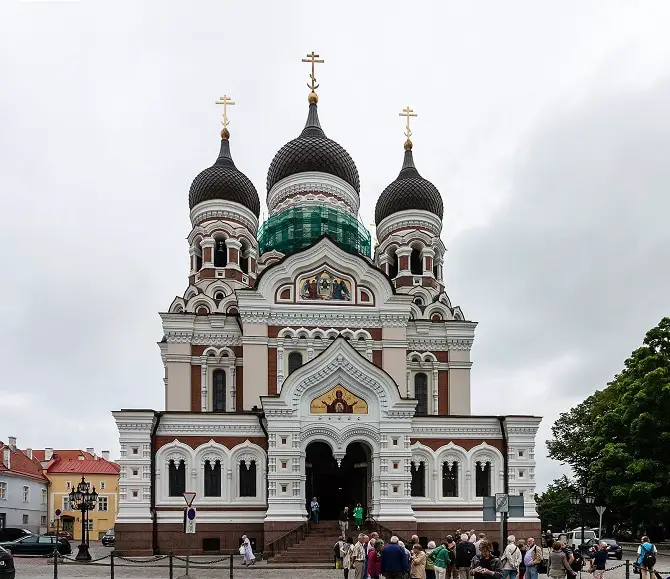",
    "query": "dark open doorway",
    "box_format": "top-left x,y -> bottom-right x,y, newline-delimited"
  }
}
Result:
305,441 -> 371,520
